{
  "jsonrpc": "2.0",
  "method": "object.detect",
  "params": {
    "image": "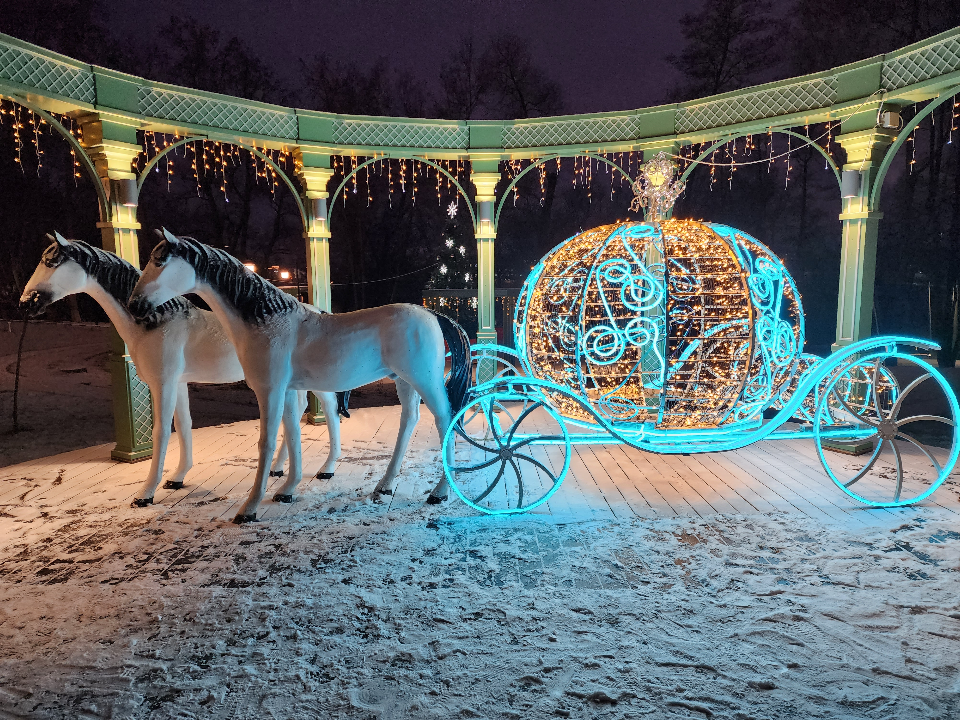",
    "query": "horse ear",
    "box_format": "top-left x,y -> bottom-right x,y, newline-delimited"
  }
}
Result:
53,231 -> 68,247
153,228 -> 165,240
161,228 -> 180,245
